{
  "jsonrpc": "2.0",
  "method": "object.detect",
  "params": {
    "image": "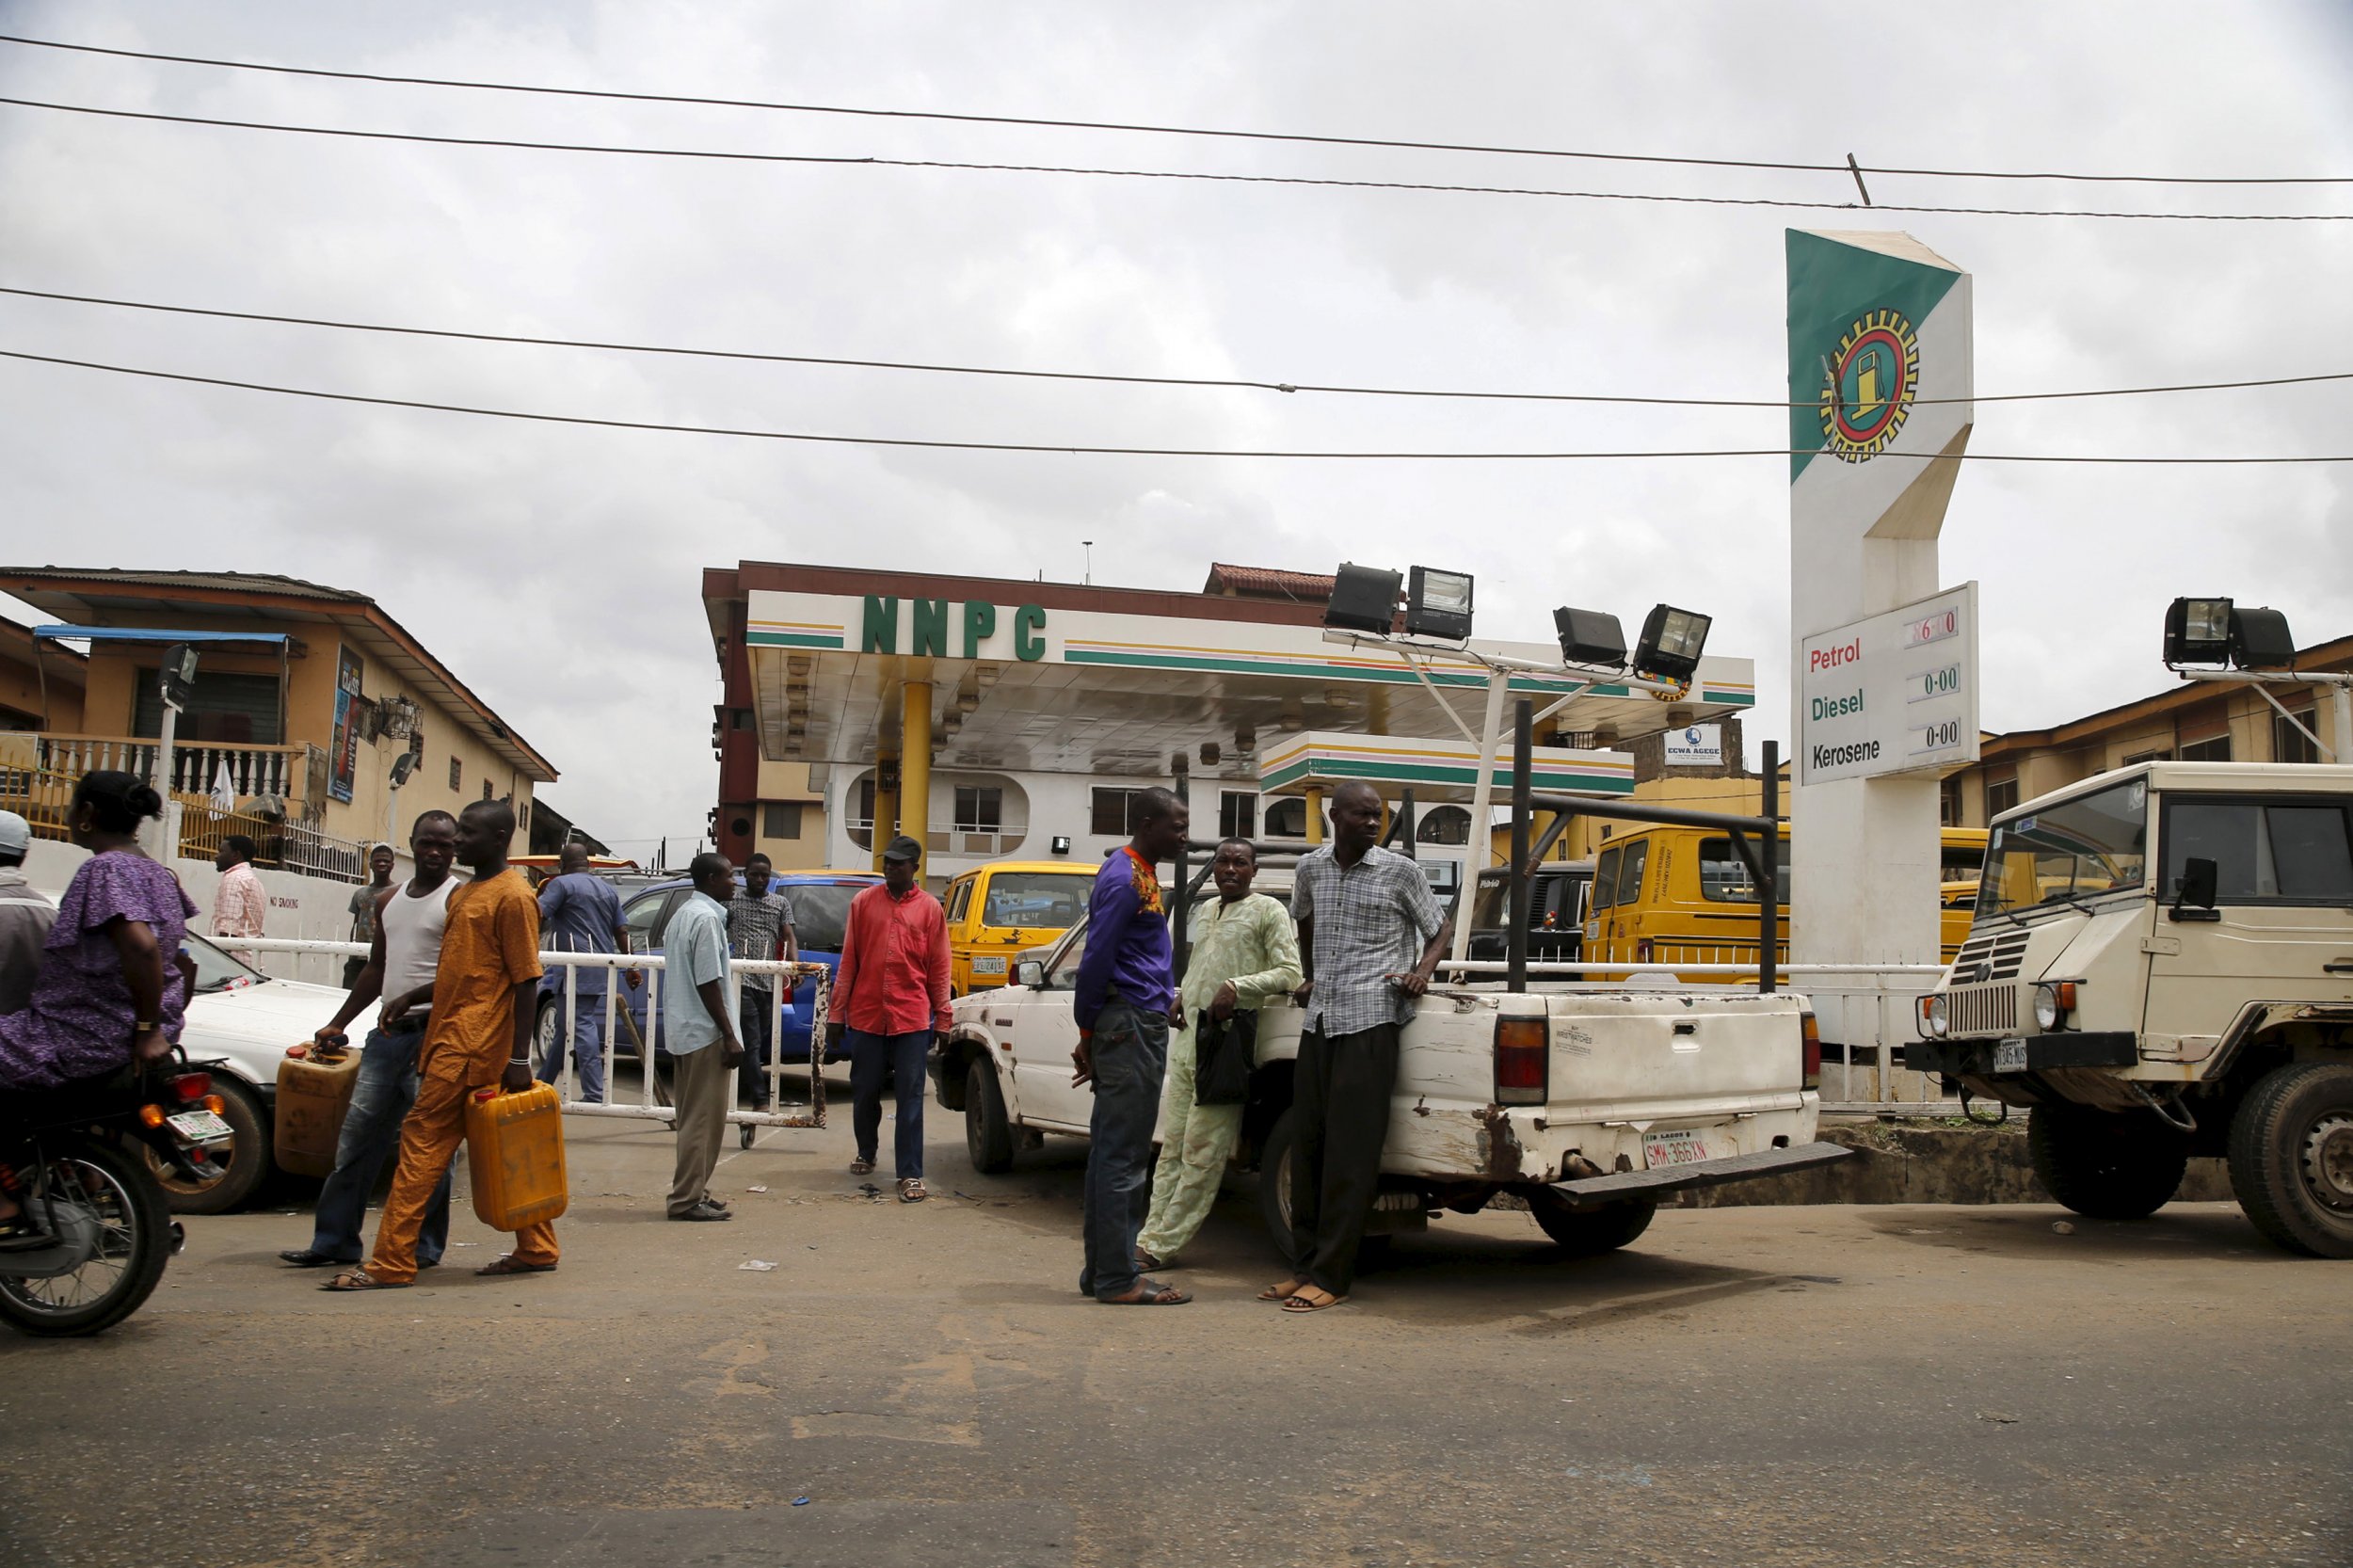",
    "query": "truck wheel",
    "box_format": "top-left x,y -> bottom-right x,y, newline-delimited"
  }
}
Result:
141,1074 -> 269,1215
964,1059 -> 1015,1175
1527,1189 -> 1657,1256
2027,1103 -> 2187,1220
1254,1112 -> 1392,1267
2227,1063 -> 2353,1258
